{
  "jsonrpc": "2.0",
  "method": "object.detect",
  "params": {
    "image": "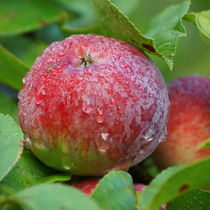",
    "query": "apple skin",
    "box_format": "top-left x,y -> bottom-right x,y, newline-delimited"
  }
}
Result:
18,34 -> 169,175
71,178 -> 101,196
153,75 -> 210,170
